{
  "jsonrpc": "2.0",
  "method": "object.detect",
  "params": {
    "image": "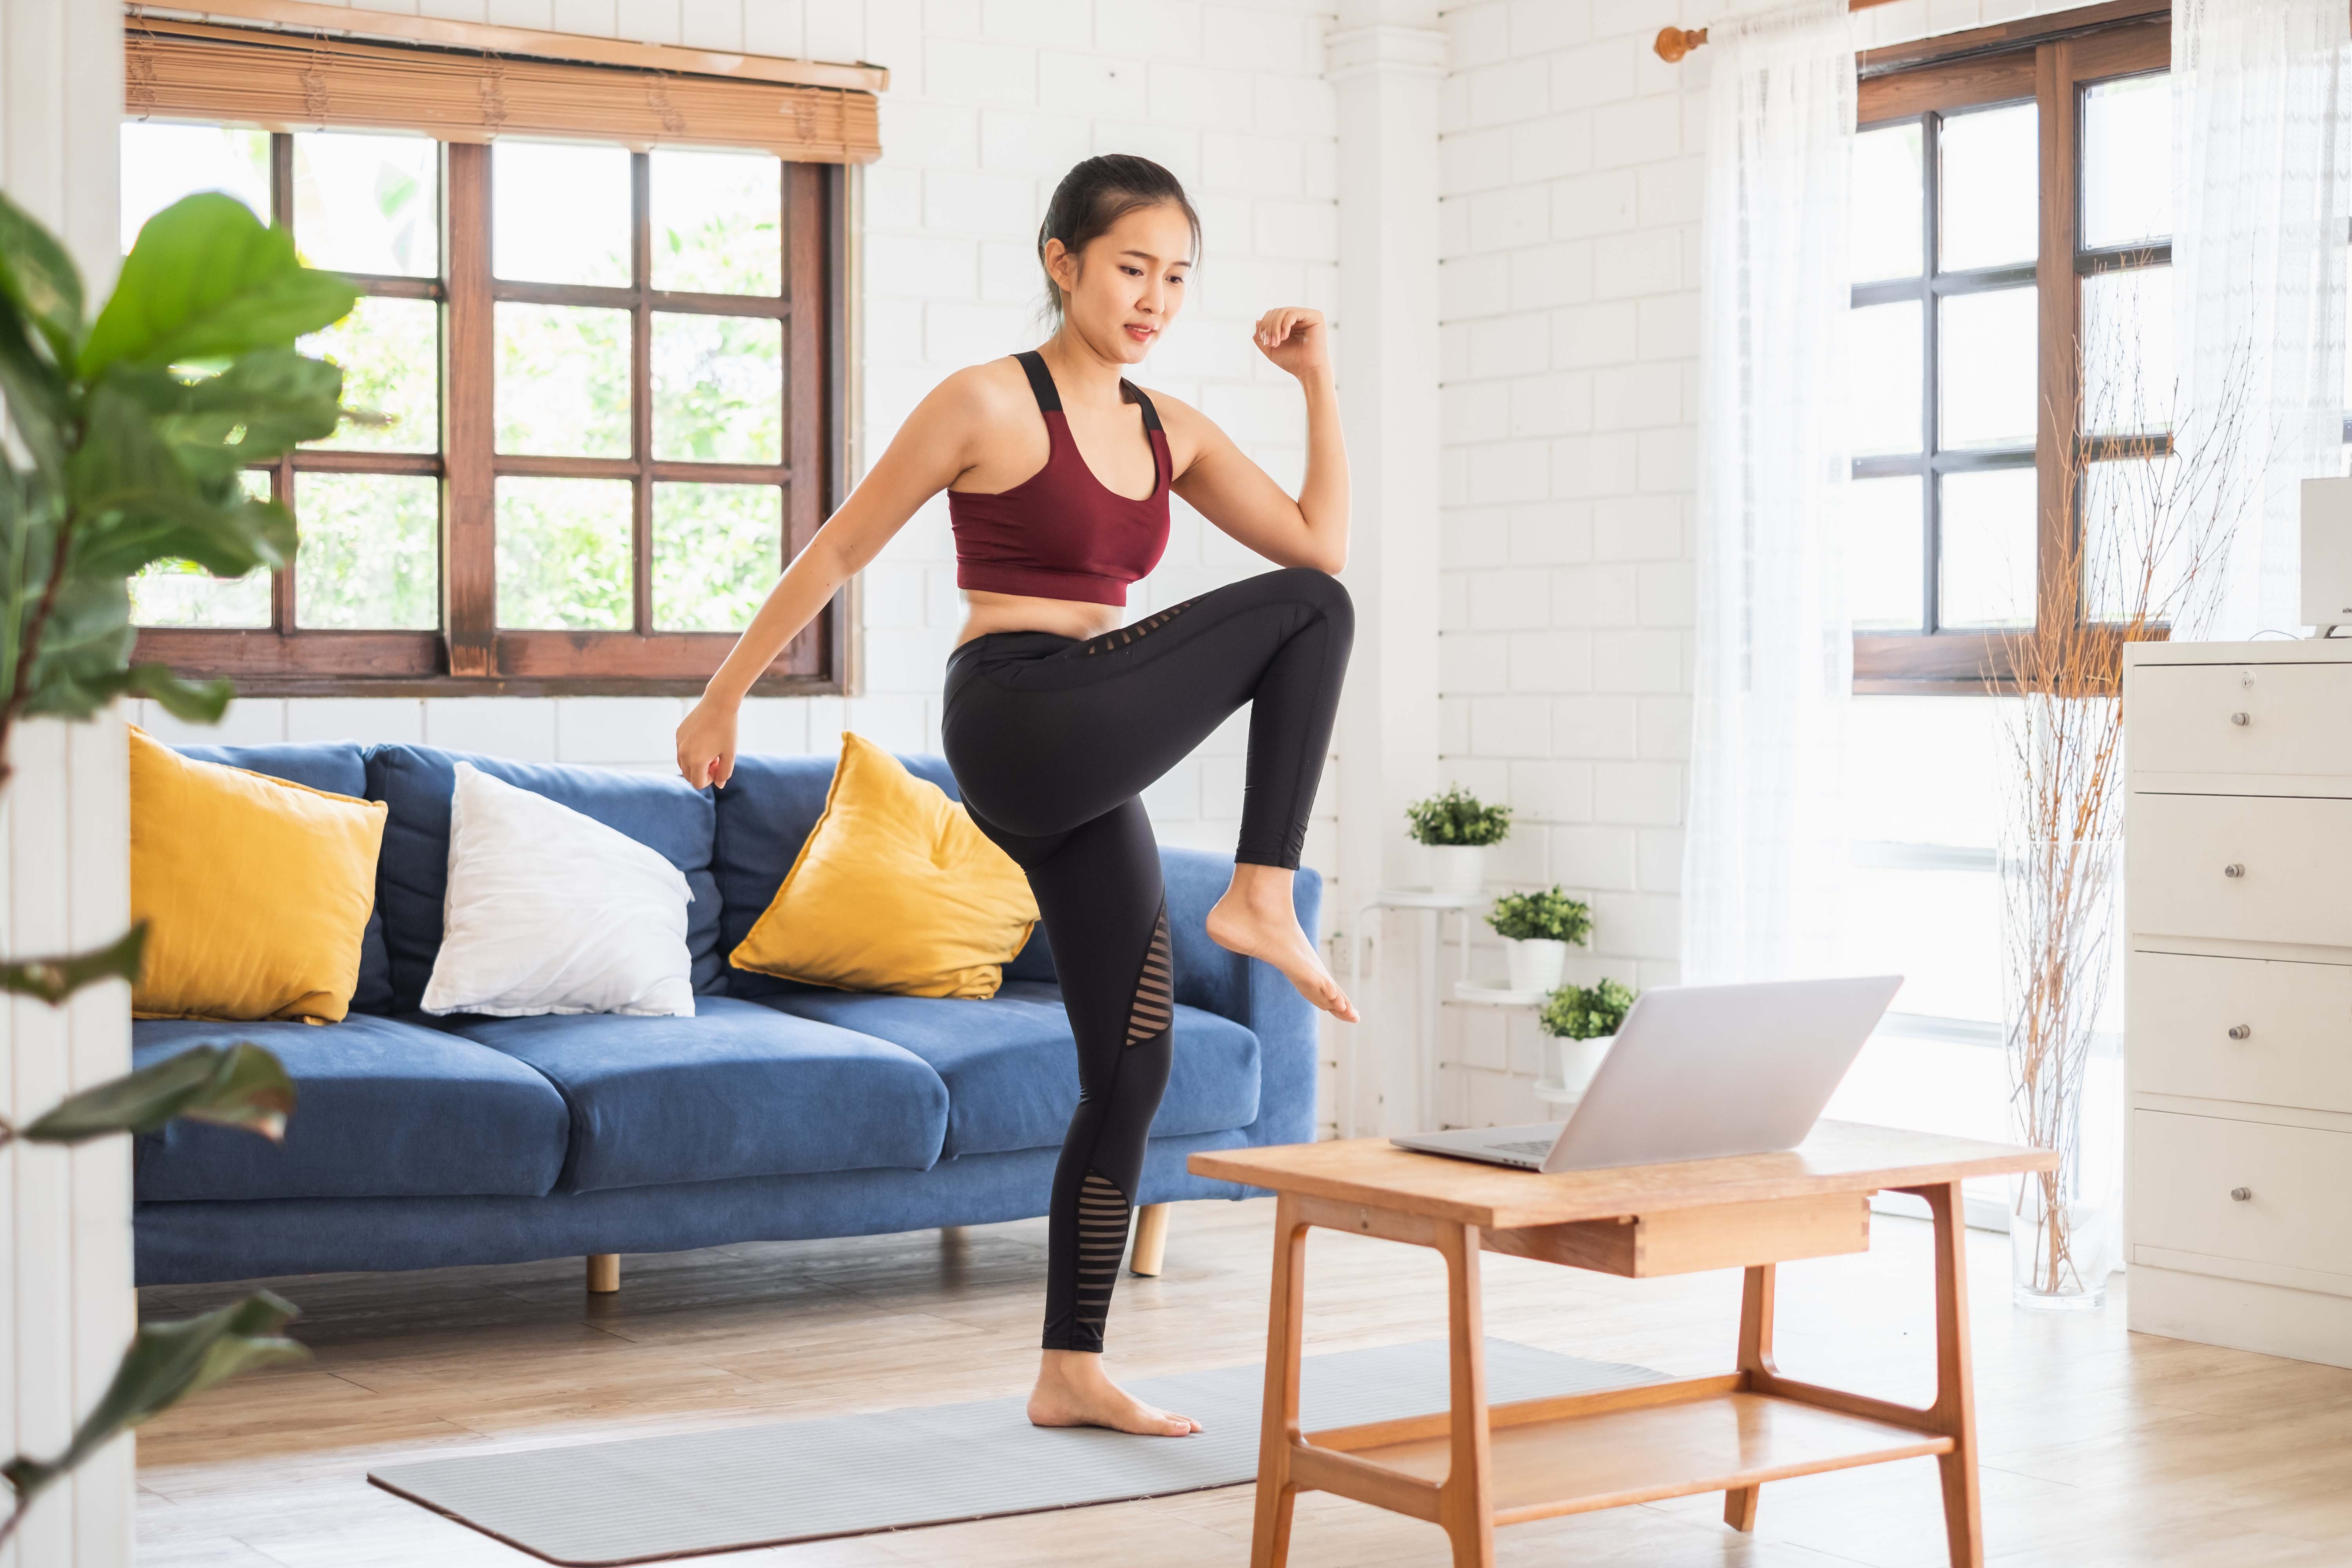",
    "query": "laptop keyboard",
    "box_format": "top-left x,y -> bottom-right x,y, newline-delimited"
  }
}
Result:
1490,1140 -> 1556,1156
